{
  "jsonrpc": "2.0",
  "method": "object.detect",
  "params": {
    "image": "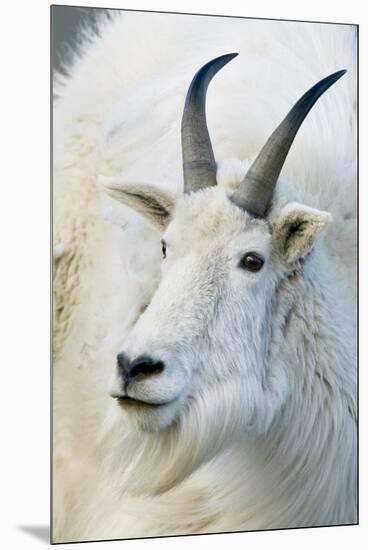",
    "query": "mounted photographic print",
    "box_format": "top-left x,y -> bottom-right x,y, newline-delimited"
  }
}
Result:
52,5 -> 358,544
